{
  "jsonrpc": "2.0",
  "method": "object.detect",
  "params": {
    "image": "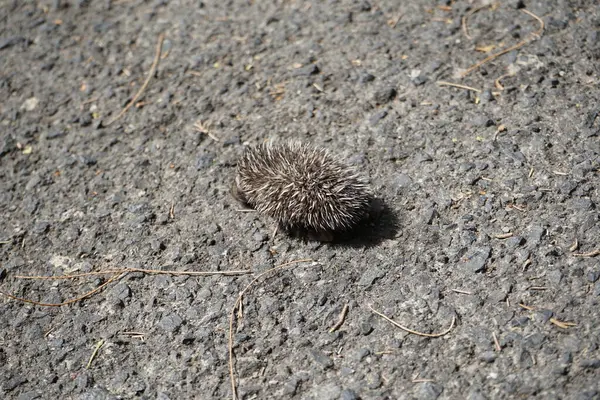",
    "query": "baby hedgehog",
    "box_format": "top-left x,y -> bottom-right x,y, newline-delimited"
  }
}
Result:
232,142 -> 373,241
